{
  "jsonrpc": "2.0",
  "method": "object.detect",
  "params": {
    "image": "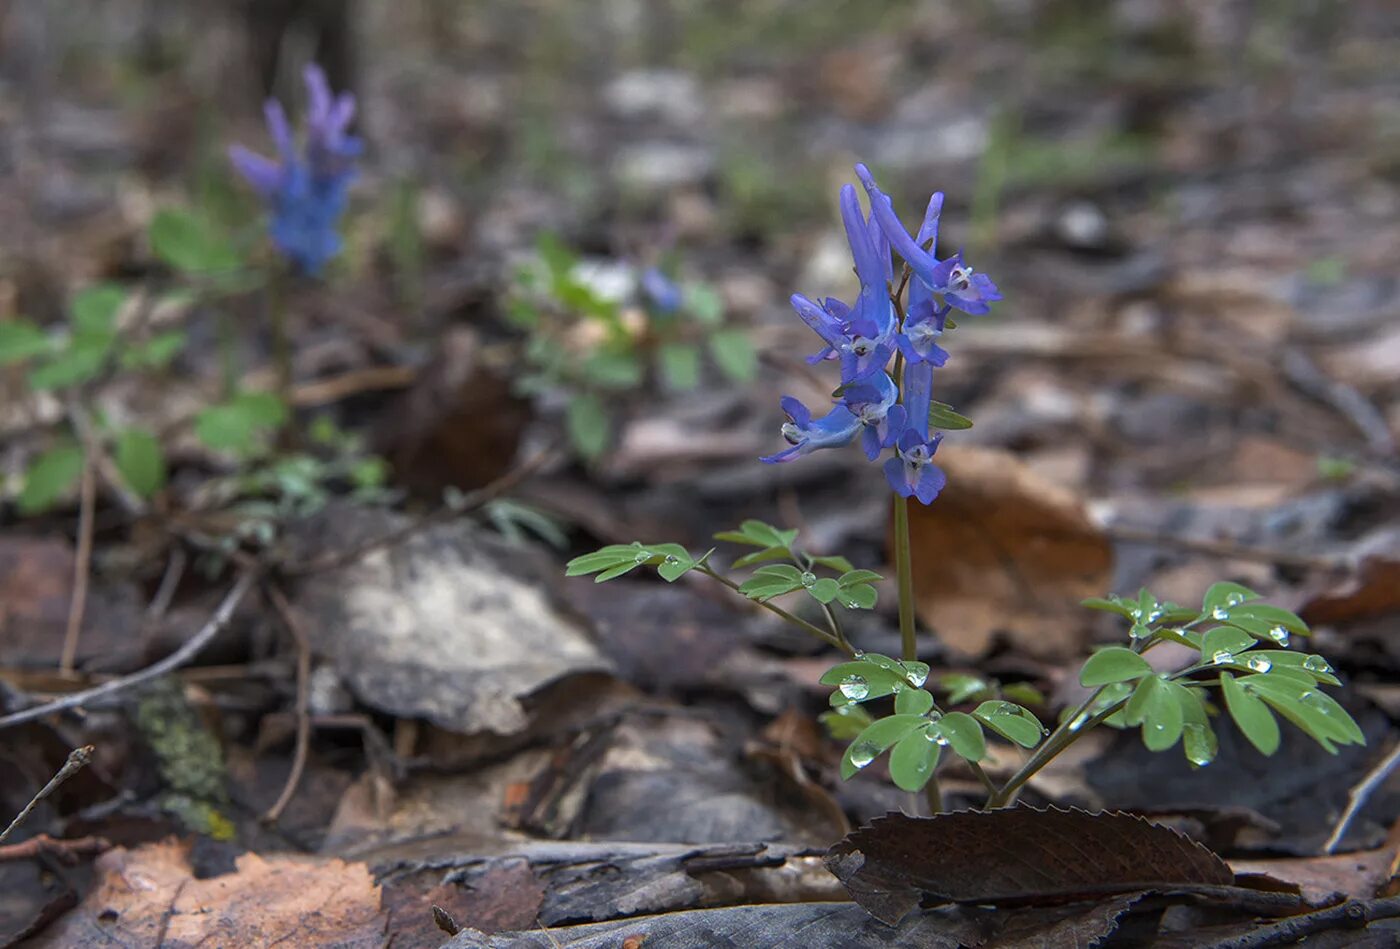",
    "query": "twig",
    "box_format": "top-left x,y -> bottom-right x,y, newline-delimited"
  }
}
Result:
284,446 -> 558,575
145,547 -> 187,622
0,571 -> 258,731
59,453 -> 97,676
0,833 -> 109,863
1323,739 -> 1400,854
262,584 -> 312,824
0,746 -> 95,844
1105,525 -> 1348,573
1198,895 -> 1400,949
